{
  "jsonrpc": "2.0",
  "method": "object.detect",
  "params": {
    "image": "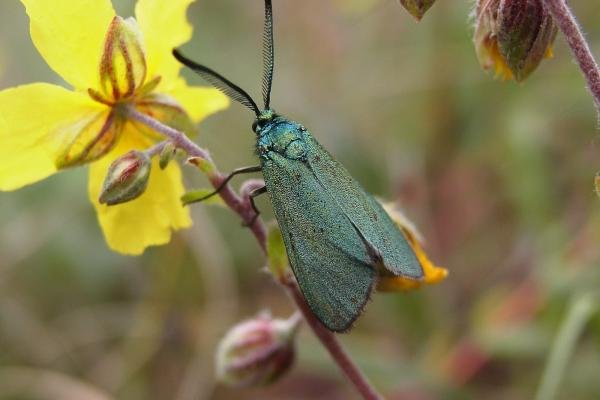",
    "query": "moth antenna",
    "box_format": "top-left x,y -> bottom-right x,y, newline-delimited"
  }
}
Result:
173,49 -> 261,117
261,0 -> 275,110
